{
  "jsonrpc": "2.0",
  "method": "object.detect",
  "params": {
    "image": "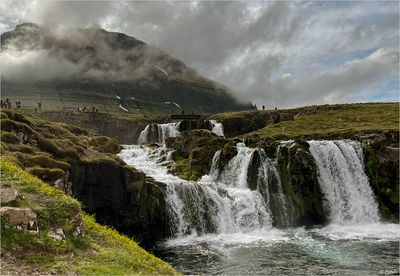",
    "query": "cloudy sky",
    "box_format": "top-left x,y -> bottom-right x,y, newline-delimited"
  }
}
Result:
1,0 -> 399,108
